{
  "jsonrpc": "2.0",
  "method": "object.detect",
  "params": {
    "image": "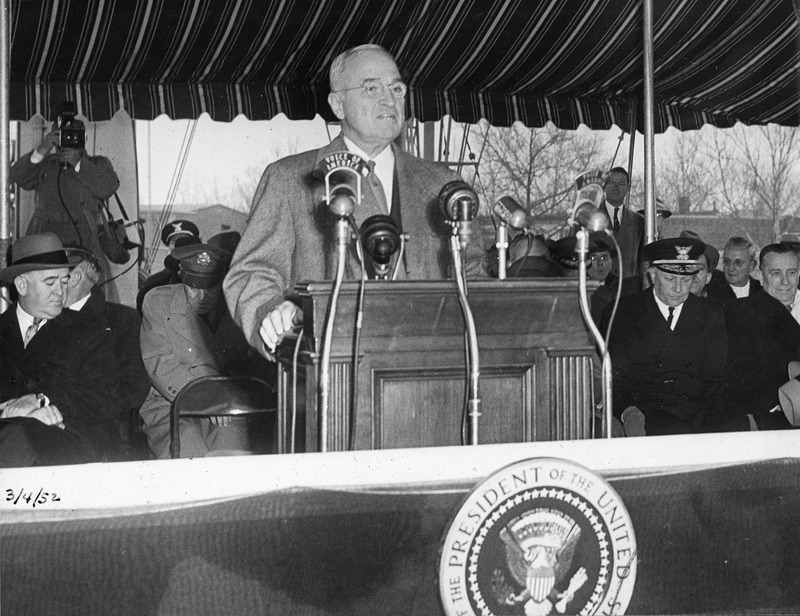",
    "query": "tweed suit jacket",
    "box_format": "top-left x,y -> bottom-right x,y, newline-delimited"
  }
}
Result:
605,289 -> 728,435
724,289 -> 800,429
224,134 -> 488,353
0,305 -> 121,458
